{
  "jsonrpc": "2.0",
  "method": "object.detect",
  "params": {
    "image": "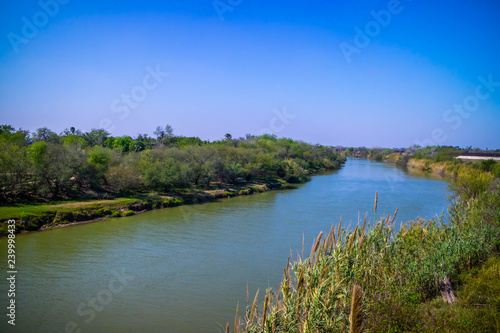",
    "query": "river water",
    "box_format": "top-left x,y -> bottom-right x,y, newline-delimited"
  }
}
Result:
0,158 -> 451,332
